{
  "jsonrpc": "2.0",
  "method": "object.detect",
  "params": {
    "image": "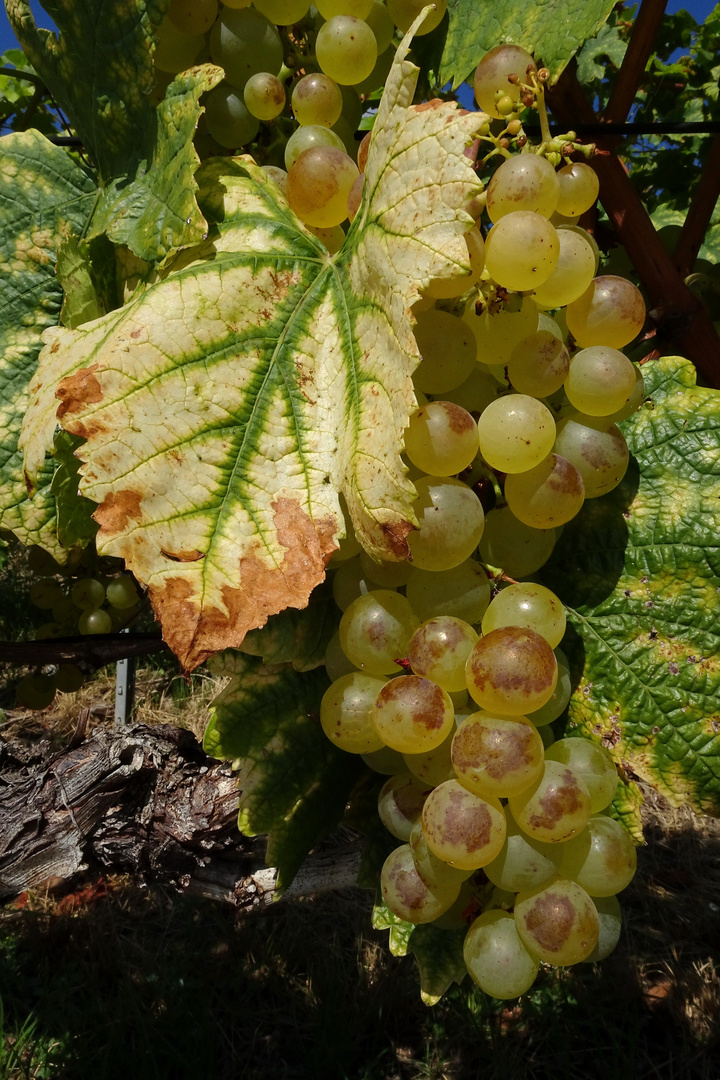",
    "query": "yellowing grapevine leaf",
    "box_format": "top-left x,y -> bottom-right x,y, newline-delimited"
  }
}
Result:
20,23 -> 483,671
